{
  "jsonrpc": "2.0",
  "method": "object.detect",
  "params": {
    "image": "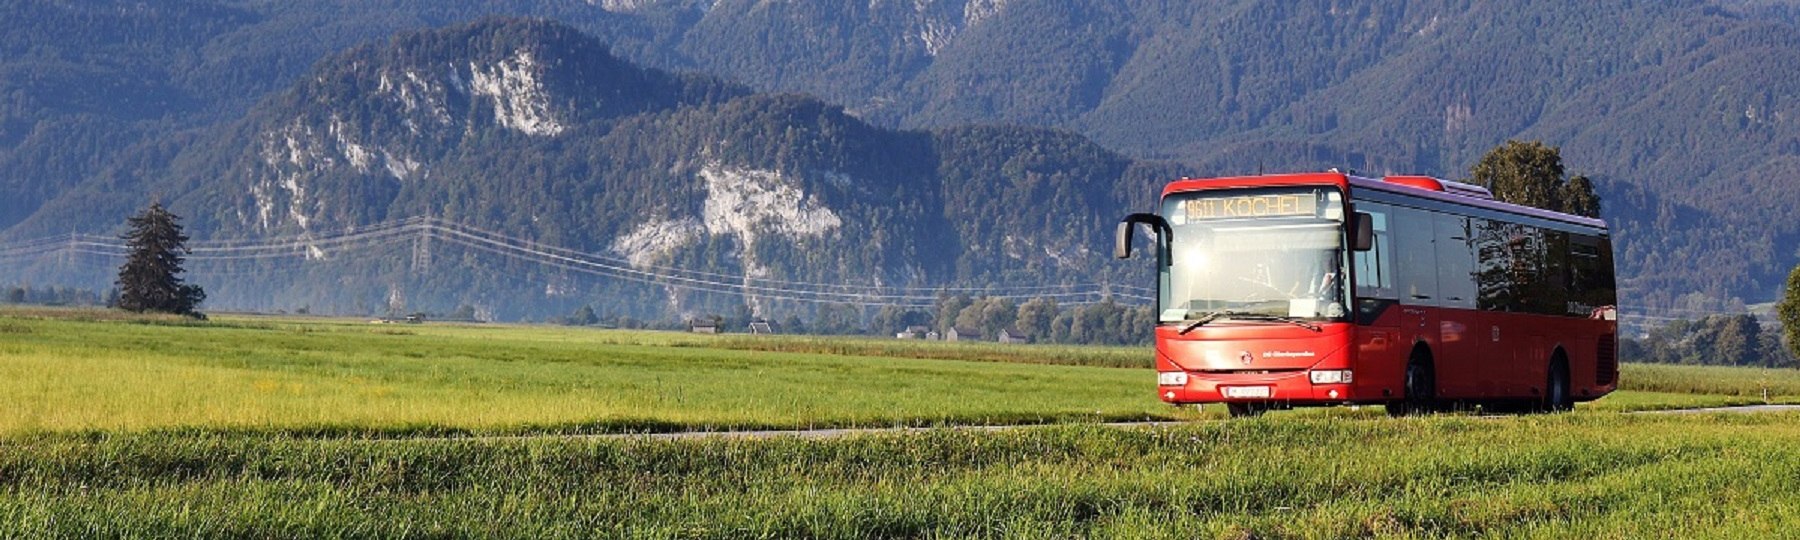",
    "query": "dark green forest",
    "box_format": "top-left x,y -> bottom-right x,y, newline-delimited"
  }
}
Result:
2,1 -> 1798,326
